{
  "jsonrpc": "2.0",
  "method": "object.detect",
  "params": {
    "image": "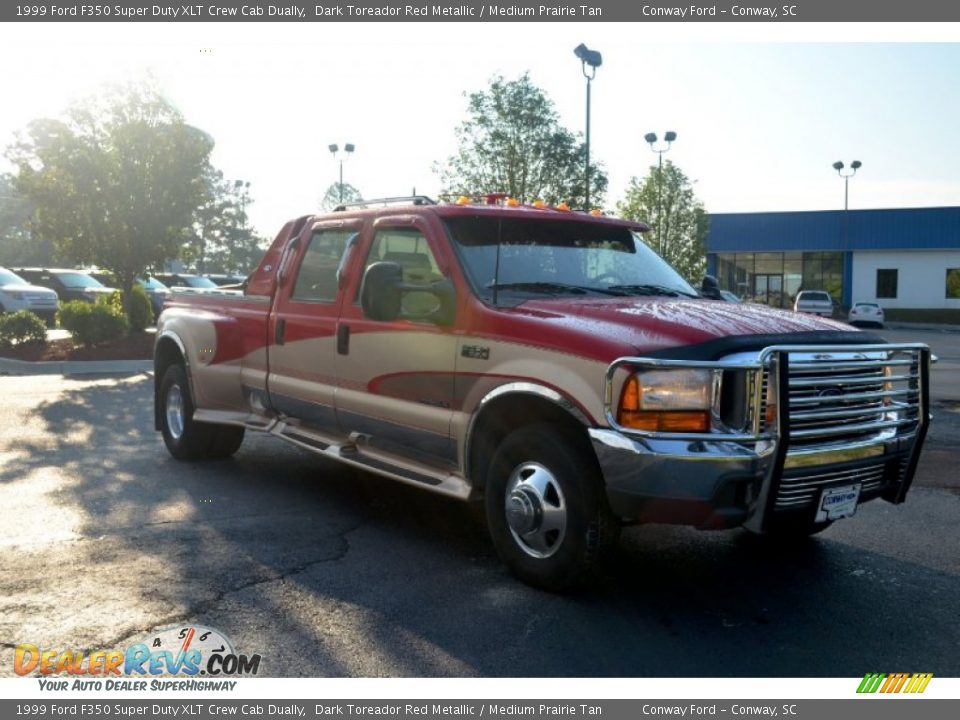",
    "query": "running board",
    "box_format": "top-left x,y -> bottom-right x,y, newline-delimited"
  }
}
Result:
271,422 -> 471,501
